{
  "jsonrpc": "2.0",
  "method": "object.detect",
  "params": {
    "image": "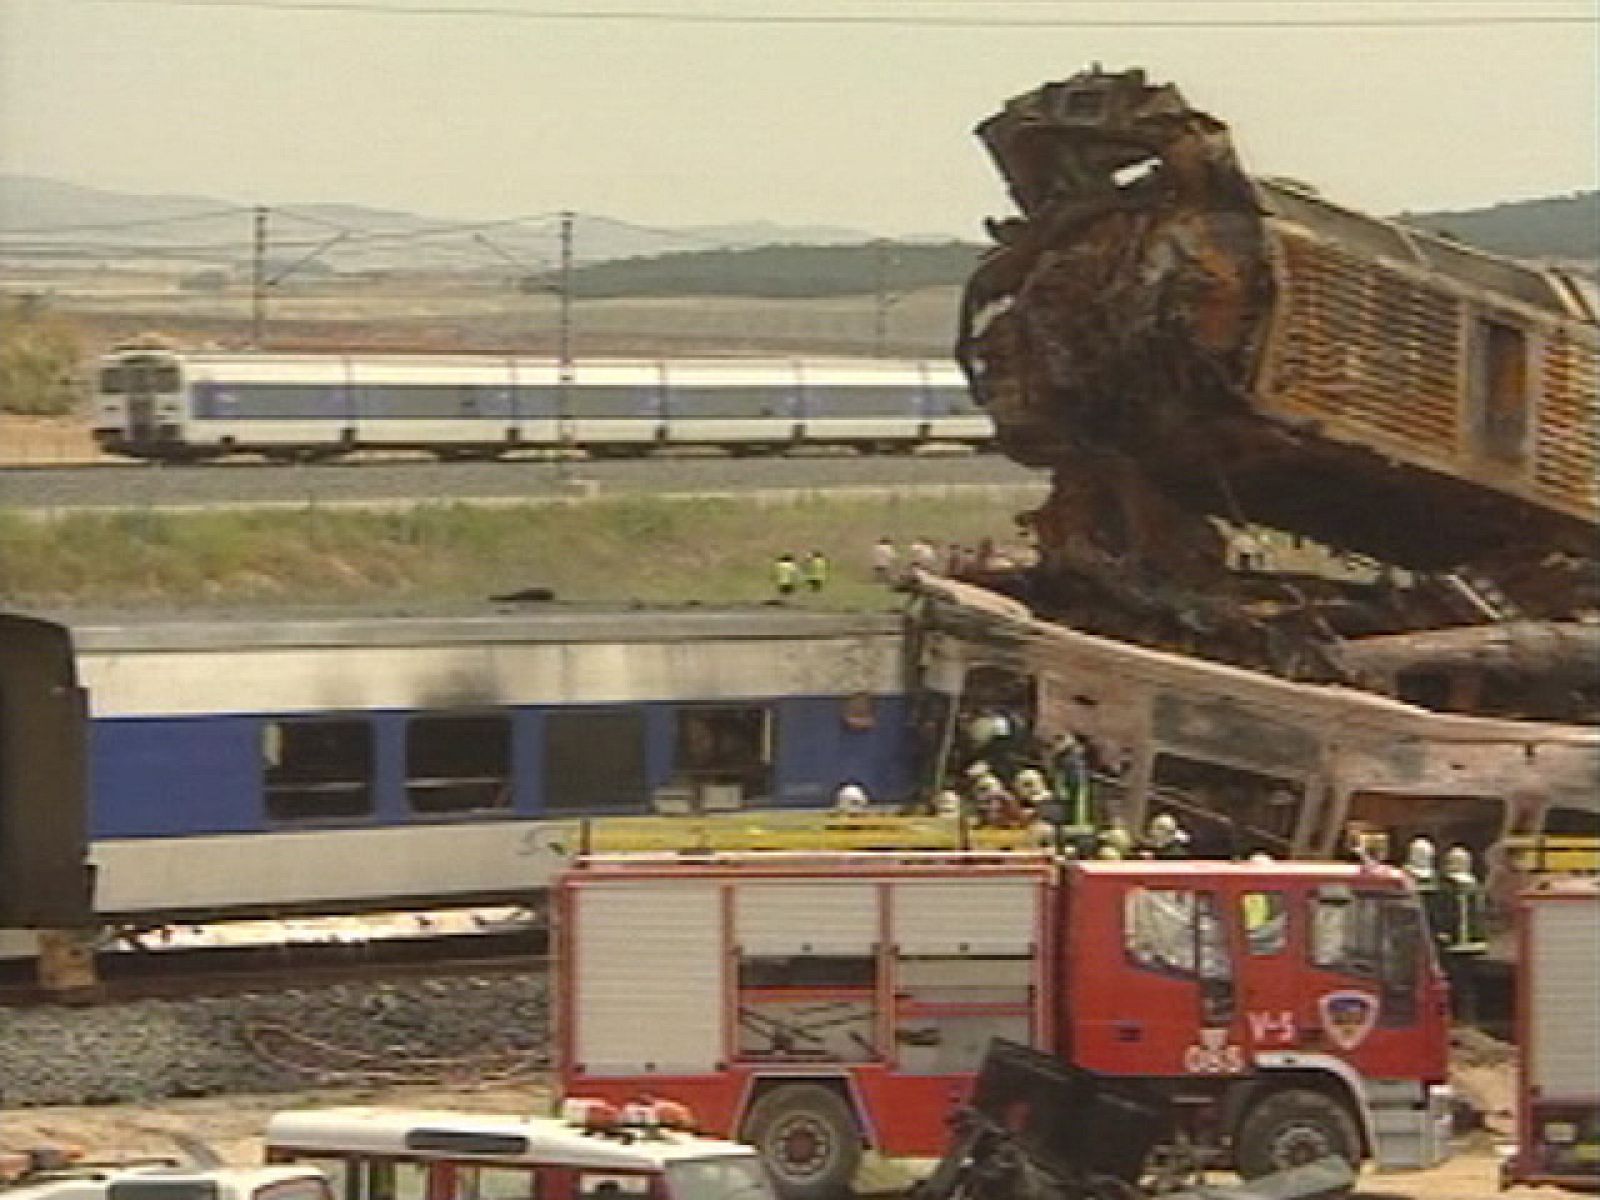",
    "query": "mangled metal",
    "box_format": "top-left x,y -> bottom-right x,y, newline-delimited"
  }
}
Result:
958,68 -> 1599,668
